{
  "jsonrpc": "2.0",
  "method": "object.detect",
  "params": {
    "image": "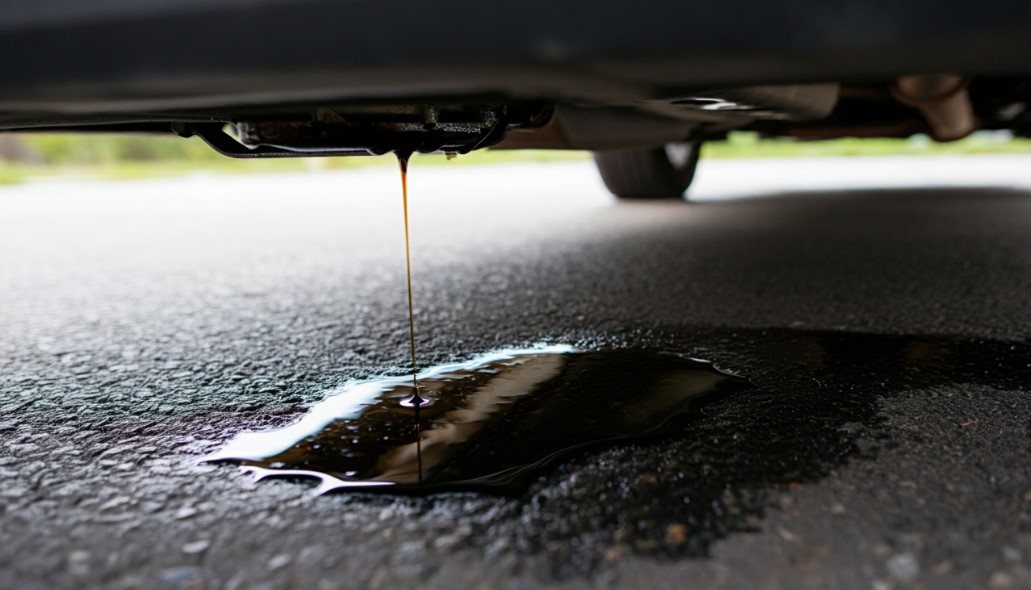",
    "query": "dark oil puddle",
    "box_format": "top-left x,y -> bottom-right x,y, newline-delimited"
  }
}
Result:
206,346 -> 752,493
499,329 -> 1031,572
200,327 -> 1031,574
206,154 -> 757,494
